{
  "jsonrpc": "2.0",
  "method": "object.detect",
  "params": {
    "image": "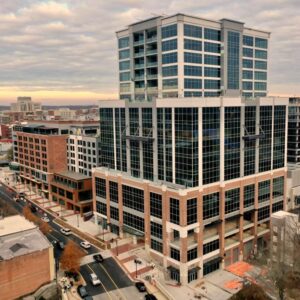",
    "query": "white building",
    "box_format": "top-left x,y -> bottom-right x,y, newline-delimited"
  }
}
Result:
10,97 -> 42,112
